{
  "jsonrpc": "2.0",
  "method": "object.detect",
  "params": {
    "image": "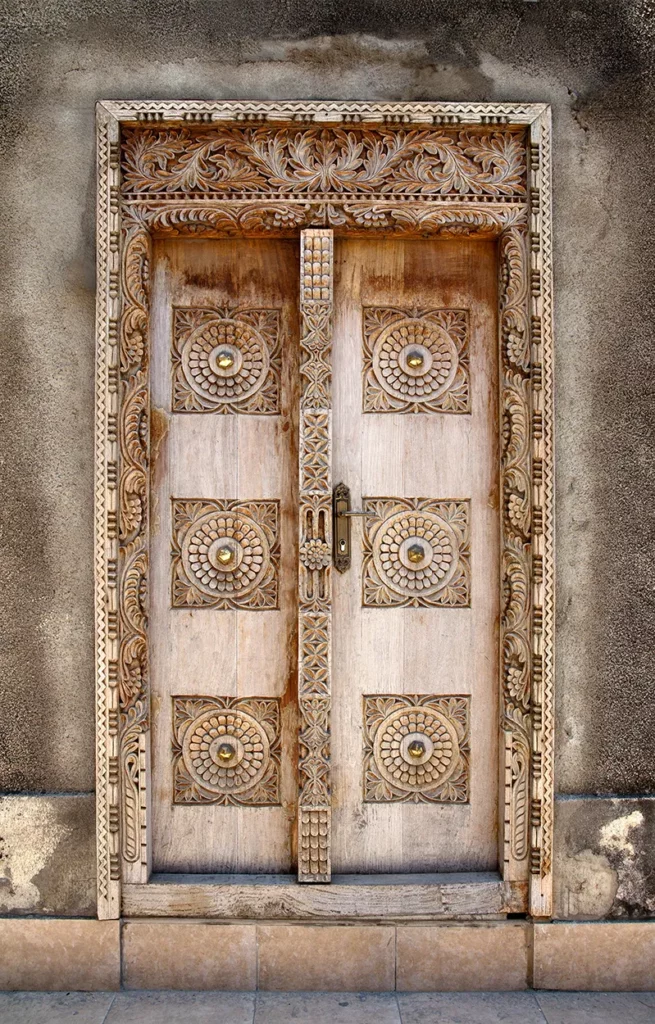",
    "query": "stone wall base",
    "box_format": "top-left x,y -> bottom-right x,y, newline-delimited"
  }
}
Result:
0,919 -> 653,992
